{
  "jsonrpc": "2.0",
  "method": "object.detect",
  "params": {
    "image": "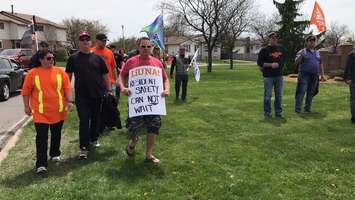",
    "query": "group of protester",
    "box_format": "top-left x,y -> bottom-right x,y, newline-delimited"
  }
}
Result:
21,29 -> 355,174
258,31 -> 355,125
21,32 -> 172,174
